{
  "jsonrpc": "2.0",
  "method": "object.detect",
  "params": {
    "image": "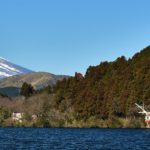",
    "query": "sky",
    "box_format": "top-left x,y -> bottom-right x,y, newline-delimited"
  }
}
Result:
0,0 -> 150,75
